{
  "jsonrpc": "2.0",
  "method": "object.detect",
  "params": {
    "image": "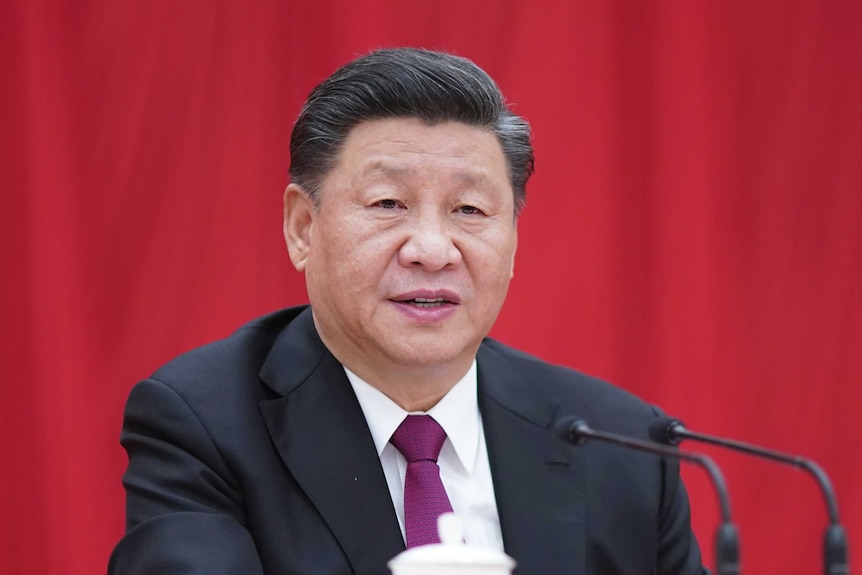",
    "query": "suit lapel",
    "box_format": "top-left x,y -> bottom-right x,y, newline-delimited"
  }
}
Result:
257,309 -> 404,575
478,343 -> 586,575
